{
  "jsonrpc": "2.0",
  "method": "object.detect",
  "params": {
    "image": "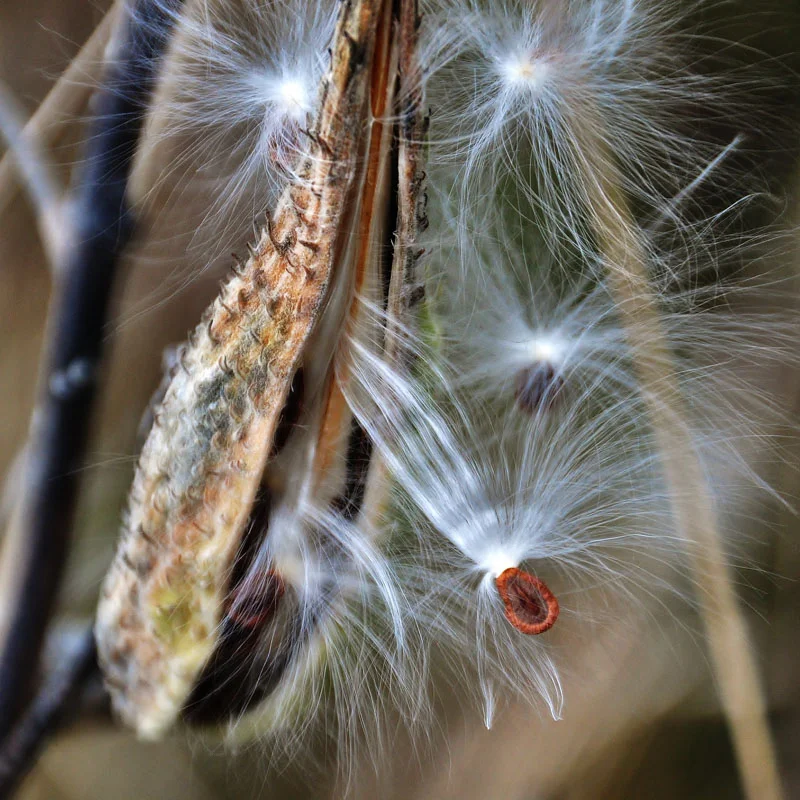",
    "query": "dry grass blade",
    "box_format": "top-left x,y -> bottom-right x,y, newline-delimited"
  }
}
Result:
0,81 -> 64,267
571,108 -> 785,800
0,4 -> 118,229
